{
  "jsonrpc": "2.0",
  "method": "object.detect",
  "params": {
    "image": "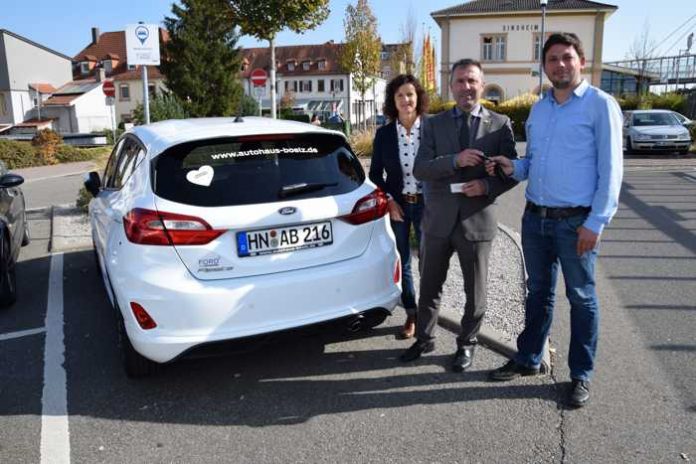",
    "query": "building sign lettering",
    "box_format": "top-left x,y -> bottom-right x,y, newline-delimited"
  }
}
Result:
502,24 -> 540,32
